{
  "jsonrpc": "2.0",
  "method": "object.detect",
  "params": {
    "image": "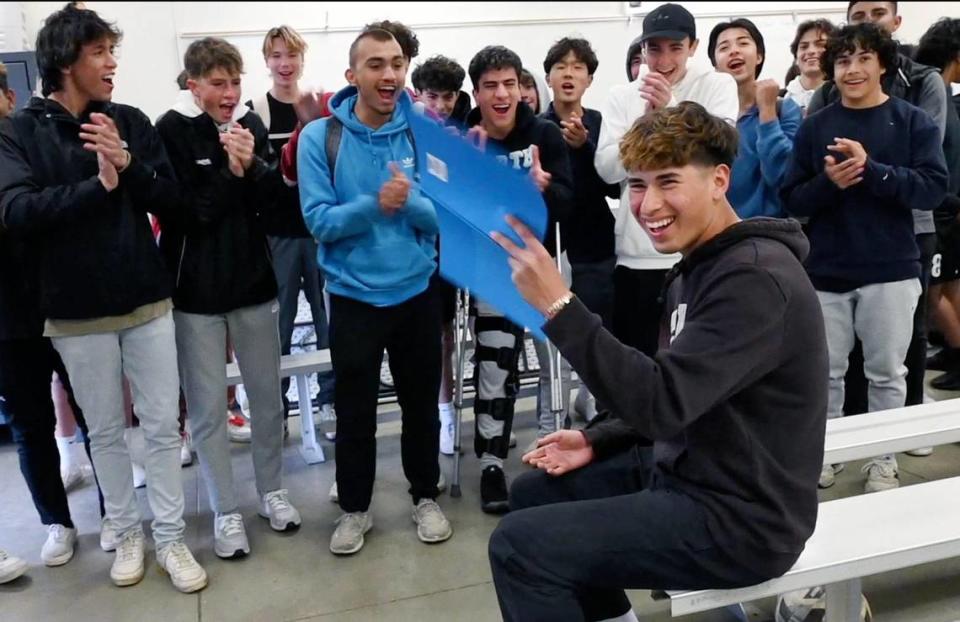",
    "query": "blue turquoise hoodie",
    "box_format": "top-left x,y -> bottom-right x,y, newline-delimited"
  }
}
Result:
728,98 -> 802,219
298,87 -> 438,306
